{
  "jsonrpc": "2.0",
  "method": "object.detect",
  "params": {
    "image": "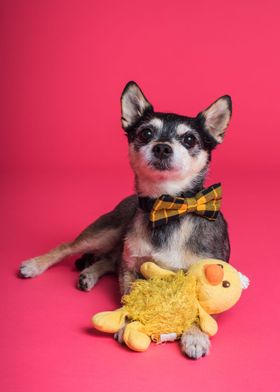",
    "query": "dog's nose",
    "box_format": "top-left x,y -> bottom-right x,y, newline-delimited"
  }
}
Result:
152,143 -> 173,159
